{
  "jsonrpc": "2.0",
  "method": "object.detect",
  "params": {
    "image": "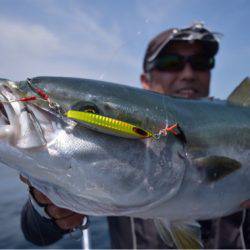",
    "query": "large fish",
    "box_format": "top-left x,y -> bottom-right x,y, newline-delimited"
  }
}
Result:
0,76 -> 250,248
